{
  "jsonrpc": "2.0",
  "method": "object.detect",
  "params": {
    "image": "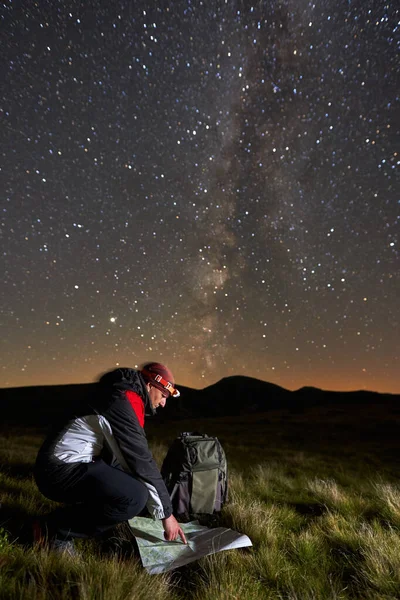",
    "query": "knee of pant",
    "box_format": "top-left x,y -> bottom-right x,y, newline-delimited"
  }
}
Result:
126,487 -> 148,519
